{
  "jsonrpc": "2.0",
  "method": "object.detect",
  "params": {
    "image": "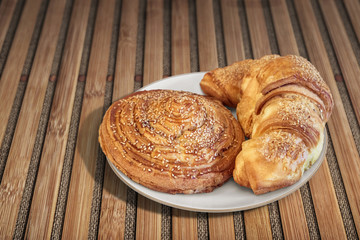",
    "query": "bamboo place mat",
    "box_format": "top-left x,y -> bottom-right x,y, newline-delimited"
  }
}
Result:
0,0 -> 359,239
